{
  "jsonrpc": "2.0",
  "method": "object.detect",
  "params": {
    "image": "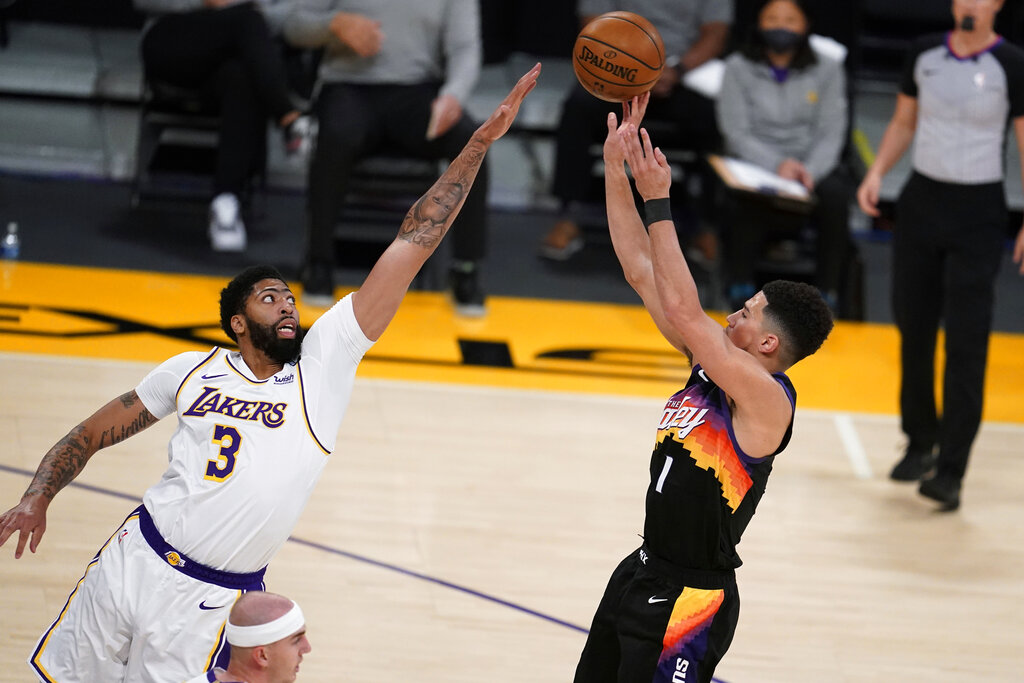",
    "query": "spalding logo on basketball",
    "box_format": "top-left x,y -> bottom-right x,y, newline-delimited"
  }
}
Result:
573,11 -> 665,102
